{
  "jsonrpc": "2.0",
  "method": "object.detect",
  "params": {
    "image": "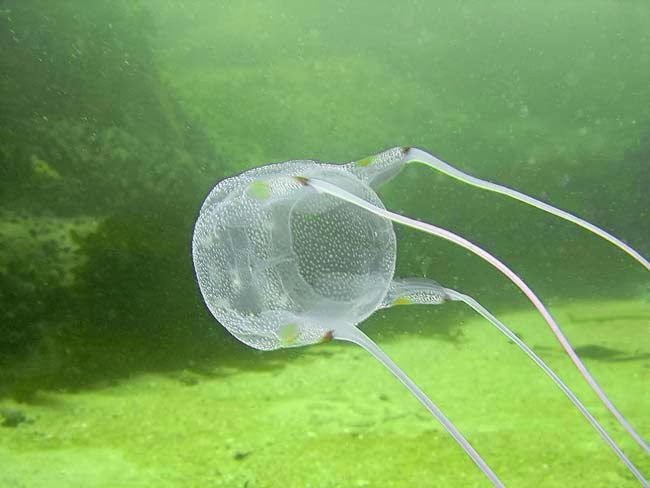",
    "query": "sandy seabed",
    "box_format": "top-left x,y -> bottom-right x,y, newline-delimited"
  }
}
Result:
1,299 -> 648,488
